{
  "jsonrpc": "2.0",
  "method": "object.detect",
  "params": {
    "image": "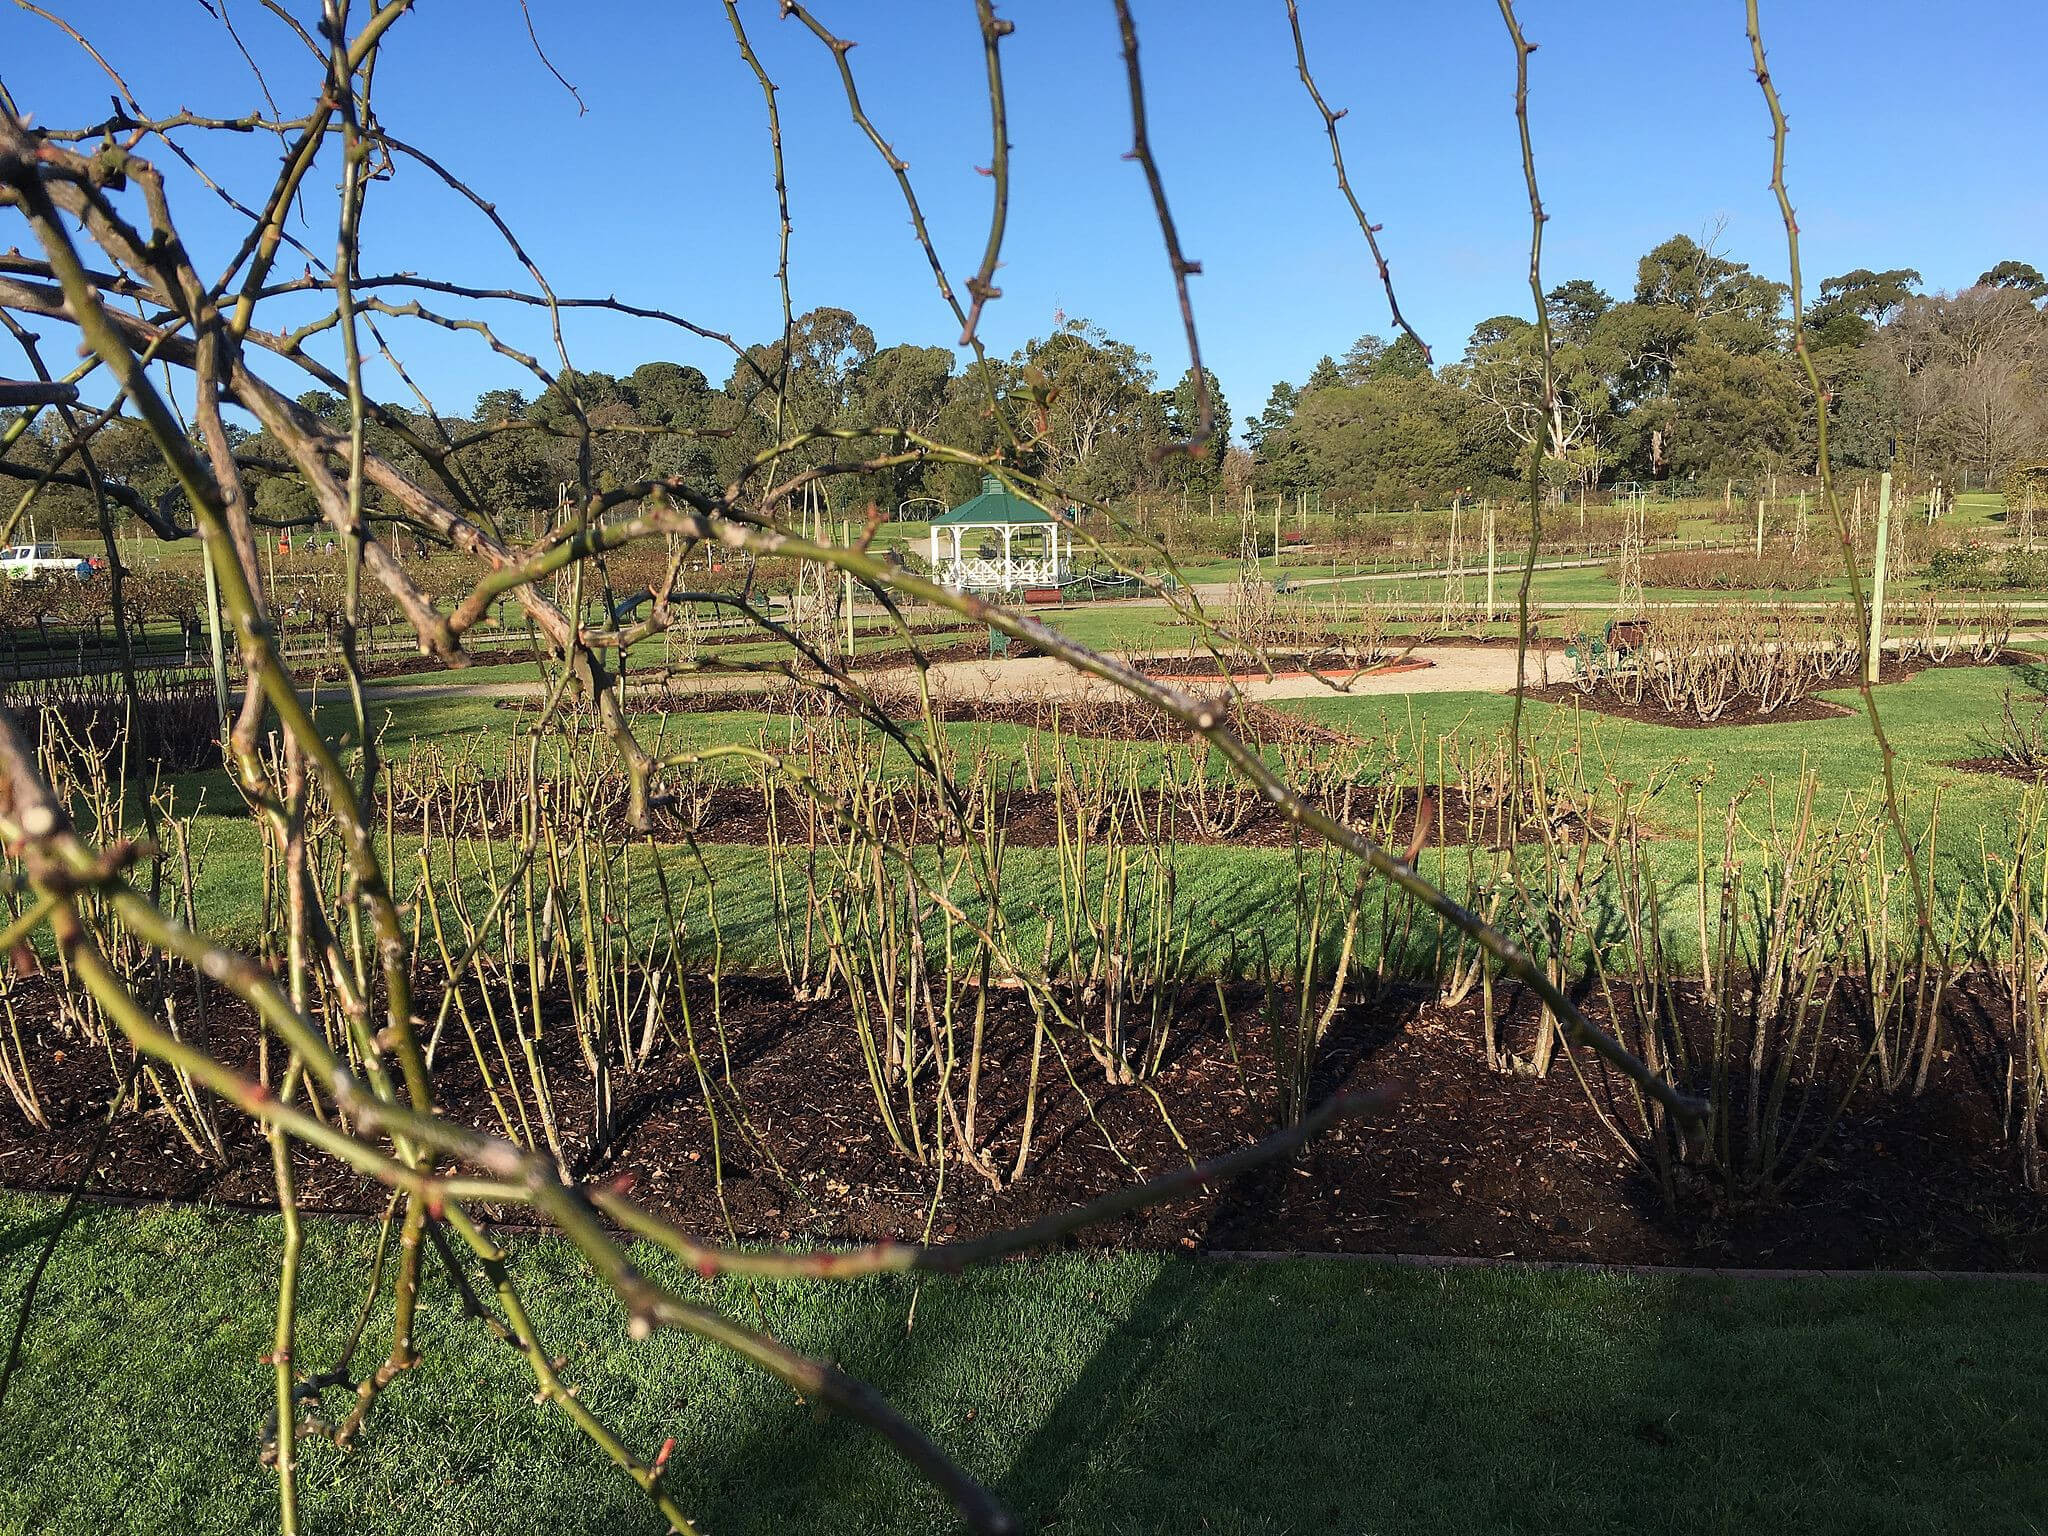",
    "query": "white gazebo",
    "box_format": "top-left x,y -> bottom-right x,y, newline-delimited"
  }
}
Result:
927,475 -> 1070,591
